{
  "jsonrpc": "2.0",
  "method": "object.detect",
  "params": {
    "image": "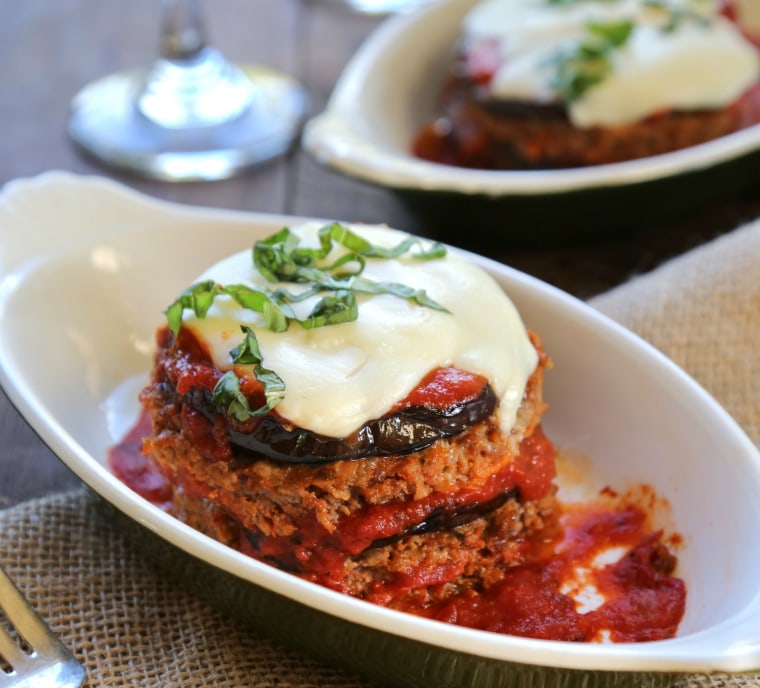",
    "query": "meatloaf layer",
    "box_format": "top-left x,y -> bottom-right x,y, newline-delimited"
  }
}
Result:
140,326 -> 557,605
414,73 -> 760,170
